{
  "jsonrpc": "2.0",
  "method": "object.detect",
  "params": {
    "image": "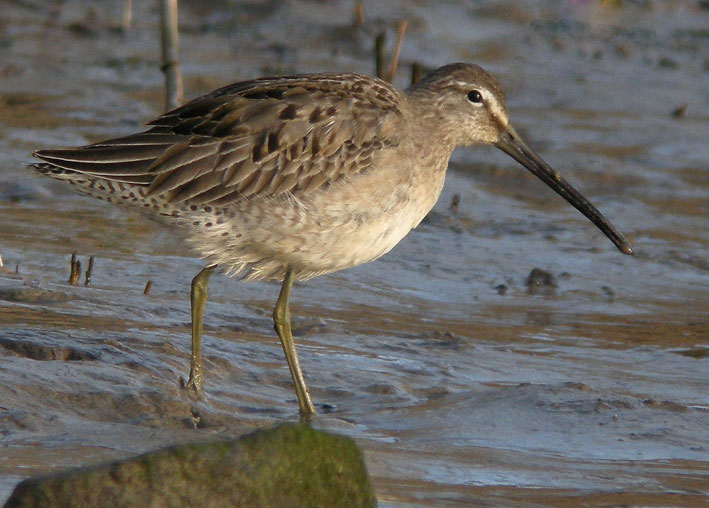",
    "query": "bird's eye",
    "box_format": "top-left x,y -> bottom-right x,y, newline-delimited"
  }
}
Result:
467,90 -> 483,104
